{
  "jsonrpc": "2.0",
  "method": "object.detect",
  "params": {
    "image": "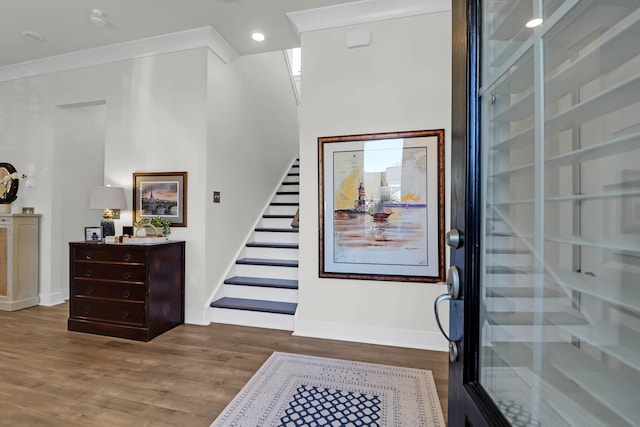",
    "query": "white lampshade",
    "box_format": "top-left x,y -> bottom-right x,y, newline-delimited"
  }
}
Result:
89,186 -> 127,209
